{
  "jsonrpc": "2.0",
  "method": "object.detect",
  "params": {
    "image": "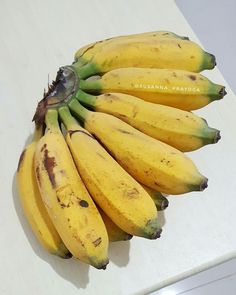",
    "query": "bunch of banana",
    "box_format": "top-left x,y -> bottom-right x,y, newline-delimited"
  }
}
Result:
16,30 -> 225,269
